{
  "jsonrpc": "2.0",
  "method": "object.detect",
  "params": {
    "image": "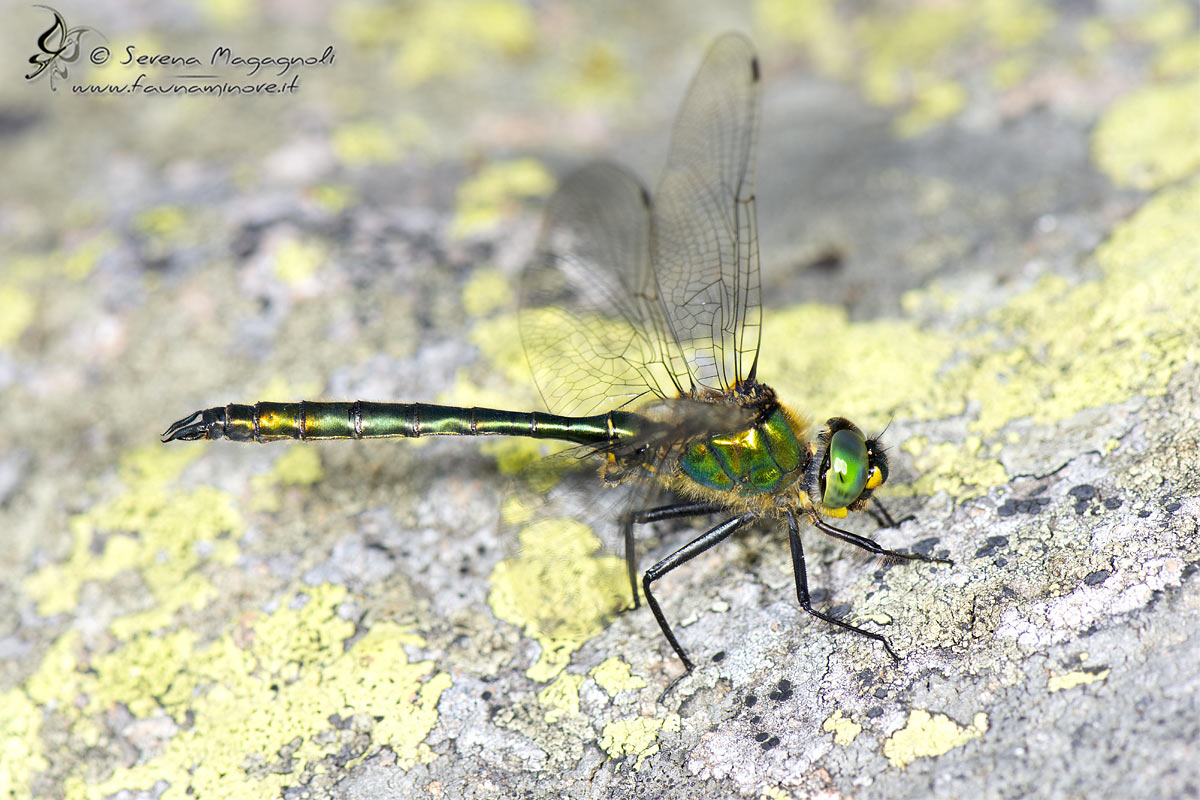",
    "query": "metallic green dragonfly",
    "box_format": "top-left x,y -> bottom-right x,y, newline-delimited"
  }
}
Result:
164,34 -> 948,679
